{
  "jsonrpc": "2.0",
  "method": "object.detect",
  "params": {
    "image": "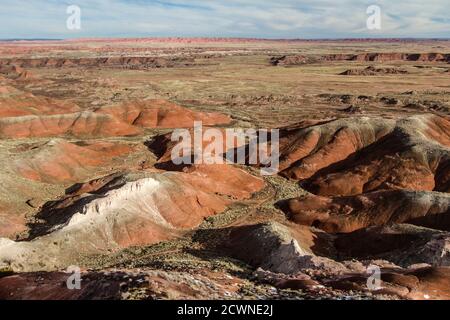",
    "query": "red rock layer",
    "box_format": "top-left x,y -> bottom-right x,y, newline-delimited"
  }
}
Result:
13,140 -> 135,184
271,115 -> 450,196
0,92 -> 80,118
301,115 -> 450,196
284,190 -> 450,233
0,99 -> 231,138
96,99 -> 231,129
